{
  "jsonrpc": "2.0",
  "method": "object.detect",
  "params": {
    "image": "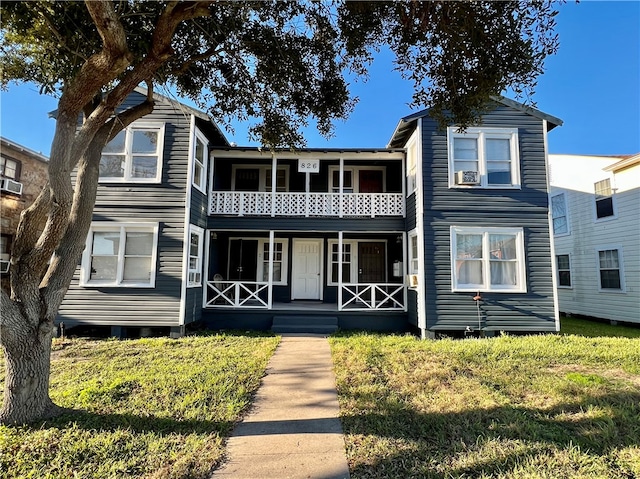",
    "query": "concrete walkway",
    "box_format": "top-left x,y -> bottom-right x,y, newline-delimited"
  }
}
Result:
211,334 -> 350,479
